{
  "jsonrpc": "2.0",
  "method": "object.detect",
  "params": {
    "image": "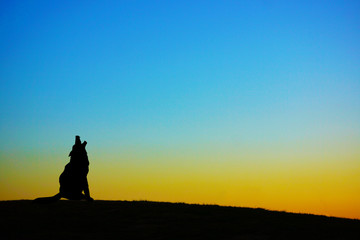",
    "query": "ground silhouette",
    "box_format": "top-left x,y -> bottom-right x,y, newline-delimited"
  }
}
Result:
0,200 -> 359,240
26,137 -> 360,239
35,136 -> 93,202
